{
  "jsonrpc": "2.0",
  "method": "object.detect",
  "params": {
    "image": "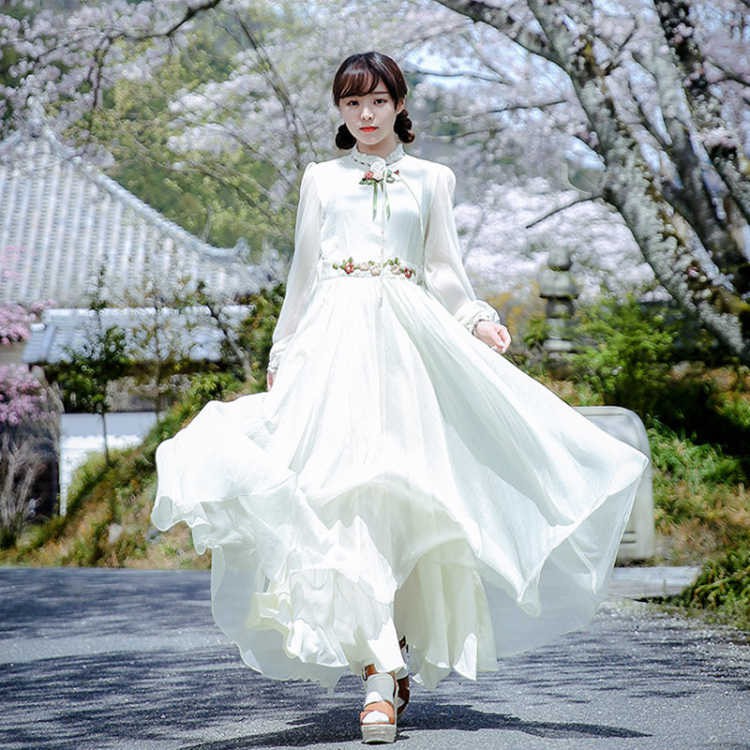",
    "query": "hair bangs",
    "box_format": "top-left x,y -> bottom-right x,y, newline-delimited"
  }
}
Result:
334,64 -> 380,103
